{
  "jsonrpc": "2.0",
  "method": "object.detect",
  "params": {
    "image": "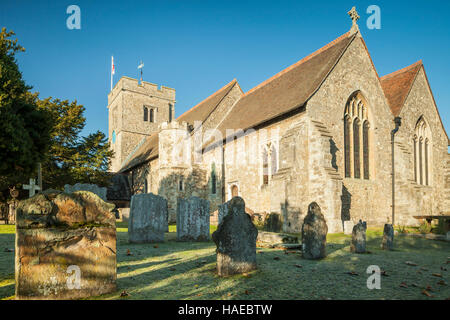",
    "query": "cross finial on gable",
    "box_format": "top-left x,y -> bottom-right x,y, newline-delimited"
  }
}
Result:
348,6 -> 360,34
